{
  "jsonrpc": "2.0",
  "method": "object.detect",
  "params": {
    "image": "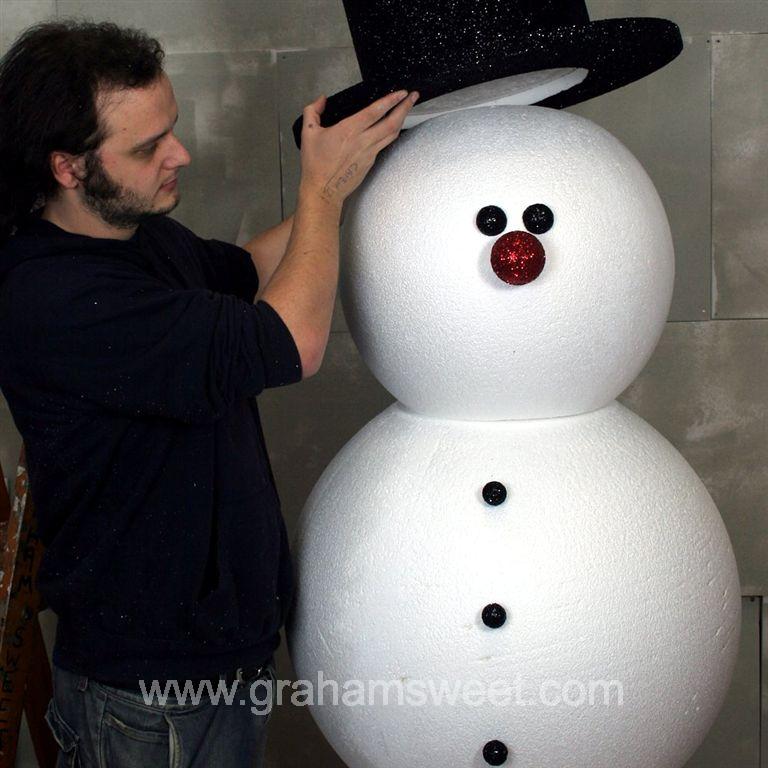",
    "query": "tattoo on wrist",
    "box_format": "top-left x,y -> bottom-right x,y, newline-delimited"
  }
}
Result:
321,163 -> 358,202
